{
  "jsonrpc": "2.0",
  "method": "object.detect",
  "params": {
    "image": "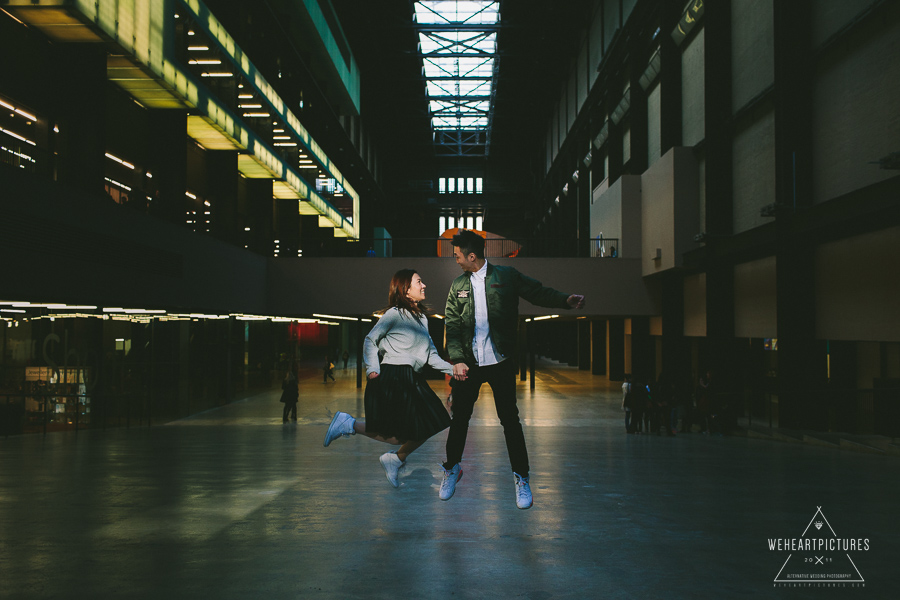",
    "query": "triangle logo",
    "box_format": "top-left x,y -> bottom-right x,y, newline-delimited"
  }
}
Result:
770,506 -> 867,585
